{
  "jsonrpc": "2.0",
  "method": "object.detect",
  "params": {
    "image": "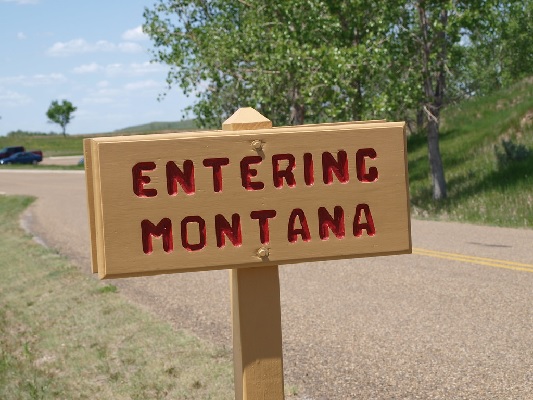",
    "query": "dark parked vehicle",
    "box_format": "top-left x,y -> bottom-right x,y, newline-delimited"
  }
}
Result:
0,151 -> 43,165
0,146 -> 43,160
0,146 -> 24,159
